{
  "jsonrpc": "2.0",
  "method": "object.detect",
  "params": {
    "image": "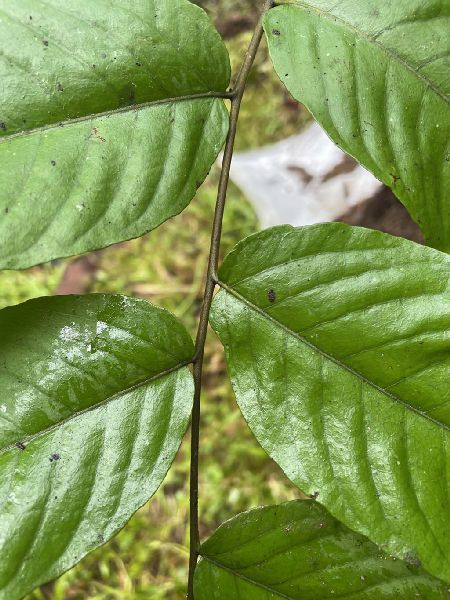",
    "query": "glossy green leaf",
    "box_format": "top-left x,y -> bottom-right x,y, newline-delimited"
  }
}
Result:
263,1 -> 450,251
194,500 -> 449,599
0,294 -> 194,600
210,223 -> 450,581
0,0 -> 230,269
